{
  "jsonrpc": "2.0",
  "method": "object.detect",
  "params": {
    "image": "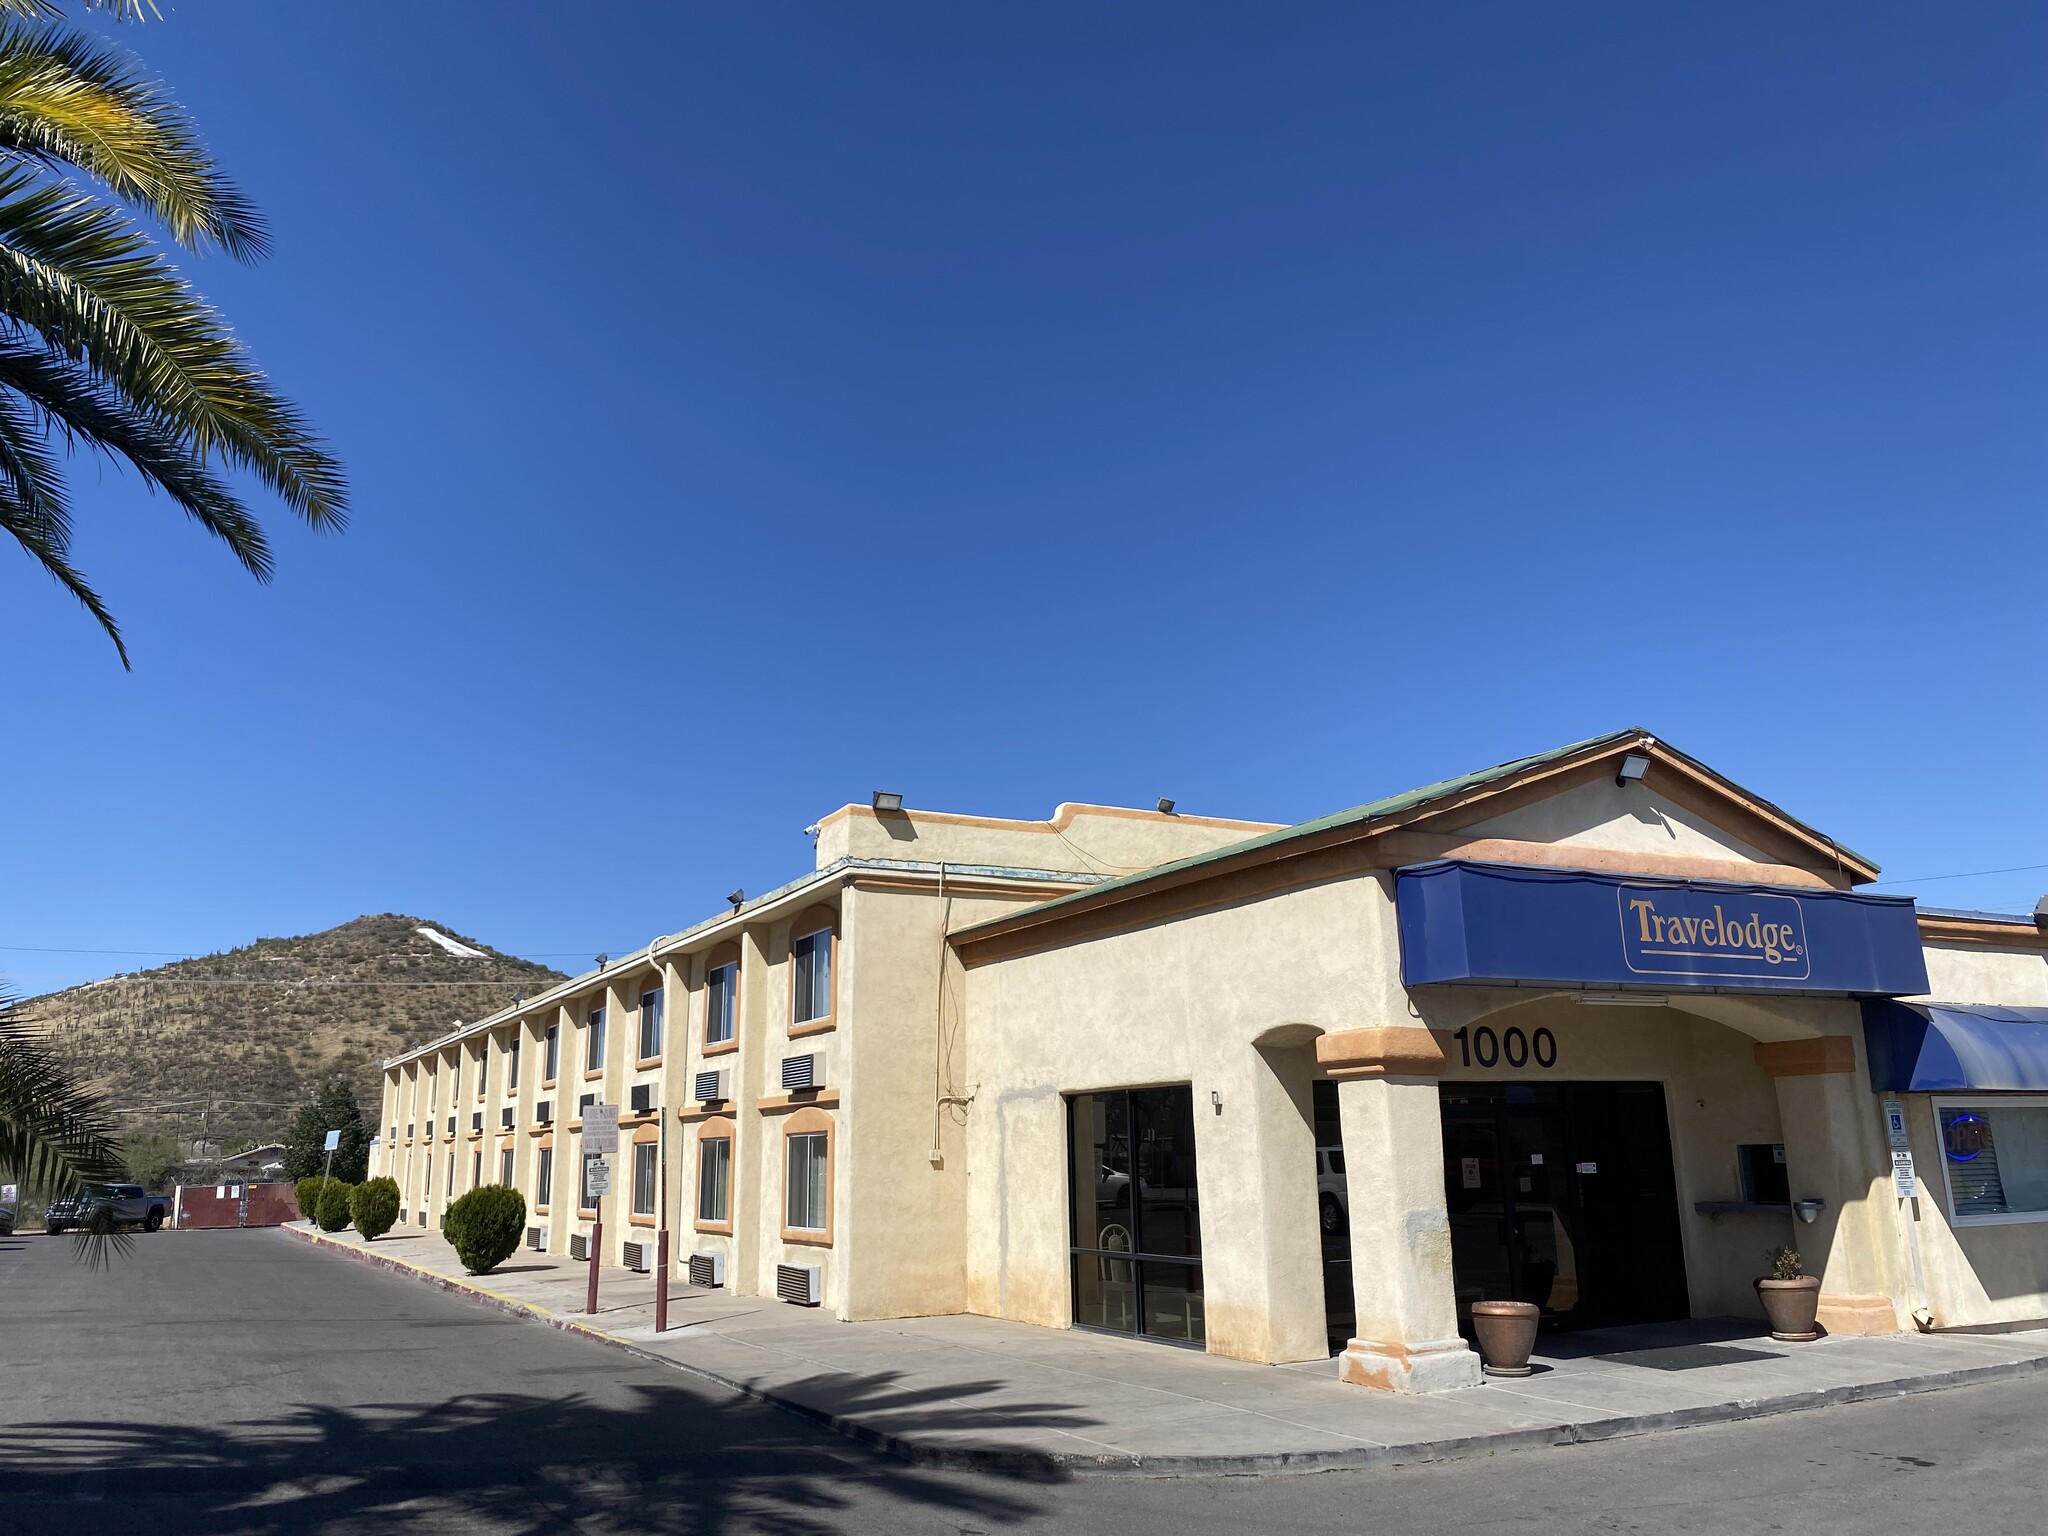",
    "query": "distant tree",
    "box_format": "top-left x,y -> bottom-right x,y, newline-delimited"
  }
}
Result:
281,1081 -> 369,1182
120,1129 -> 184,1191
